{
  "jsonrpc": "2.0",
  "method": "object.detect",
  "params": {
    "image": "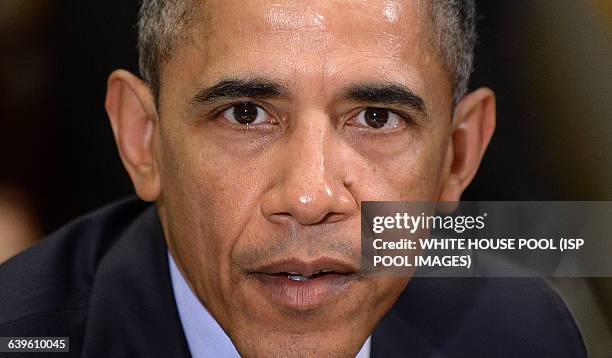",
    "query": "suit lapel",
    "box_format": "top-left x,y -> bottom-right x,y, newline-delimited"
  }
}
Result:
80,206 -> 191,357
